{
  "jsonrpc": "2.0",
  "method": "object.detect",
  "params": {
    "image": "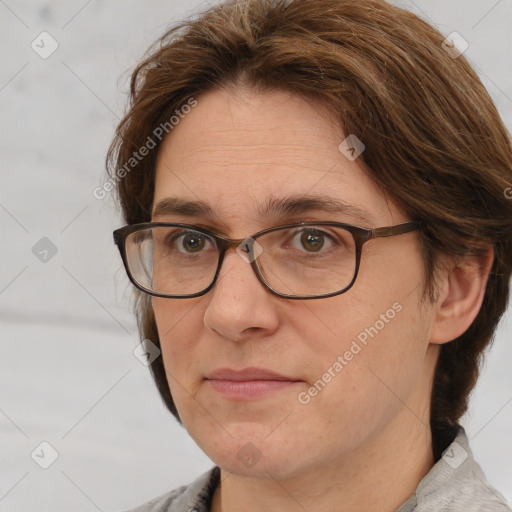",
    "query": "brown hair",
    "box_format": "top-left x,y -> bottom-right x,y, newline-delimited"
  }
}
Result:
107,0 -> 512,459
